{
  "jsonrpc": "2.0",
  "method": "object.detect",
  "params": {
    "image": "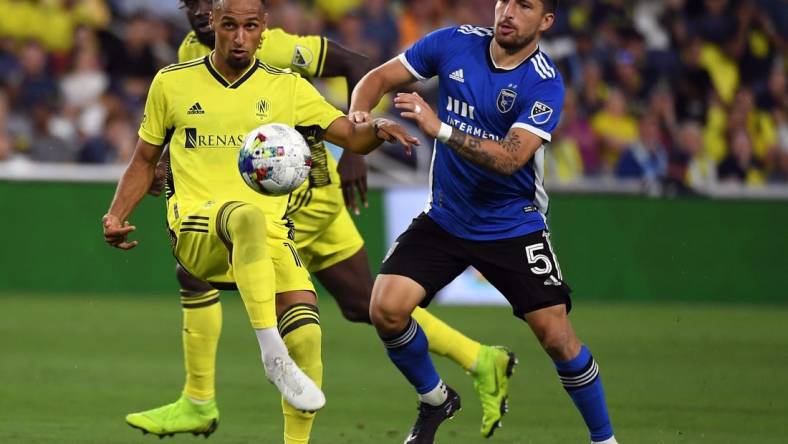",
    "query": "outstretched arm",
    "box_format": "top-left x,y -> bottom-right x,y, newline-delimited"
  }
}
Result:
323,116 -> 419,156
394,93 -> 542,176
349,56 -> 419,121
320,40 -> 373,213
103,139 -> 163,250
